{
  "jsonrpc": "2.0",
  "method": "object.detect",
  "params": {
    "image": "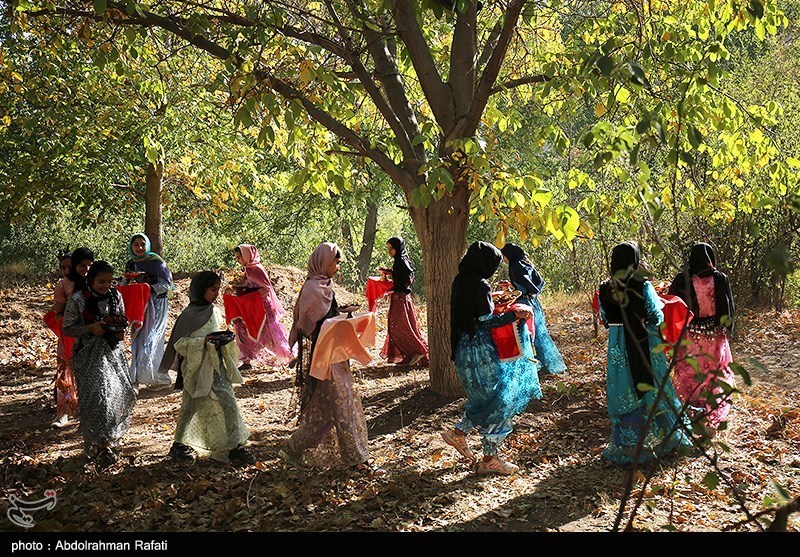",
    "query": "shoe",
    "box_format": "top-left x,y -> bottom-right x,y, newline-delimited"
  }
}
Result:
476,456 -> 519,476
96,448 -> 117,470
408,353 -> 425,366
440,429 -> 476,462
354,461 -> 387,478
278,448 -> 308,469
238,363 -> 253,372
169,442 -> 195,463
51,414 -> 70,429
229,445 -> 256,465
